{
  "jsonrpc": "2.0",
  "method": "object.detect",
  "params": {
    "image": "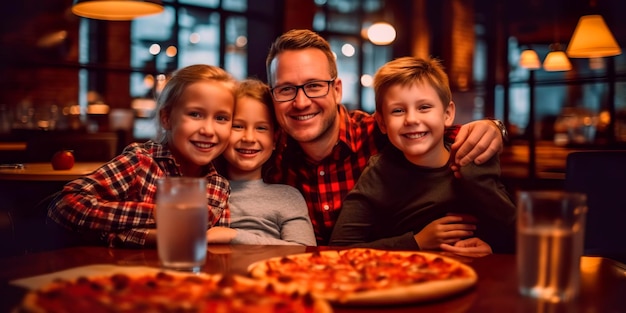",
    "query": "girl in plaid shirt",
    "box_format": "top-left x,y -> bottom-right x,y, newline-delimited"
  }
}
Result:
47,64 -> 235,248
